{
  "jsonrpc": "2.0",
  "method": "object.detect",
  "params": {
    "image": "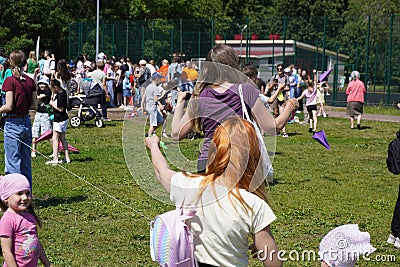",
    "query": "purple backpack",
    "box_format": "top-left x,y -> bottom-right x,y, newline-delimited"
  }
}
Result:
150,207 -> 198,267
